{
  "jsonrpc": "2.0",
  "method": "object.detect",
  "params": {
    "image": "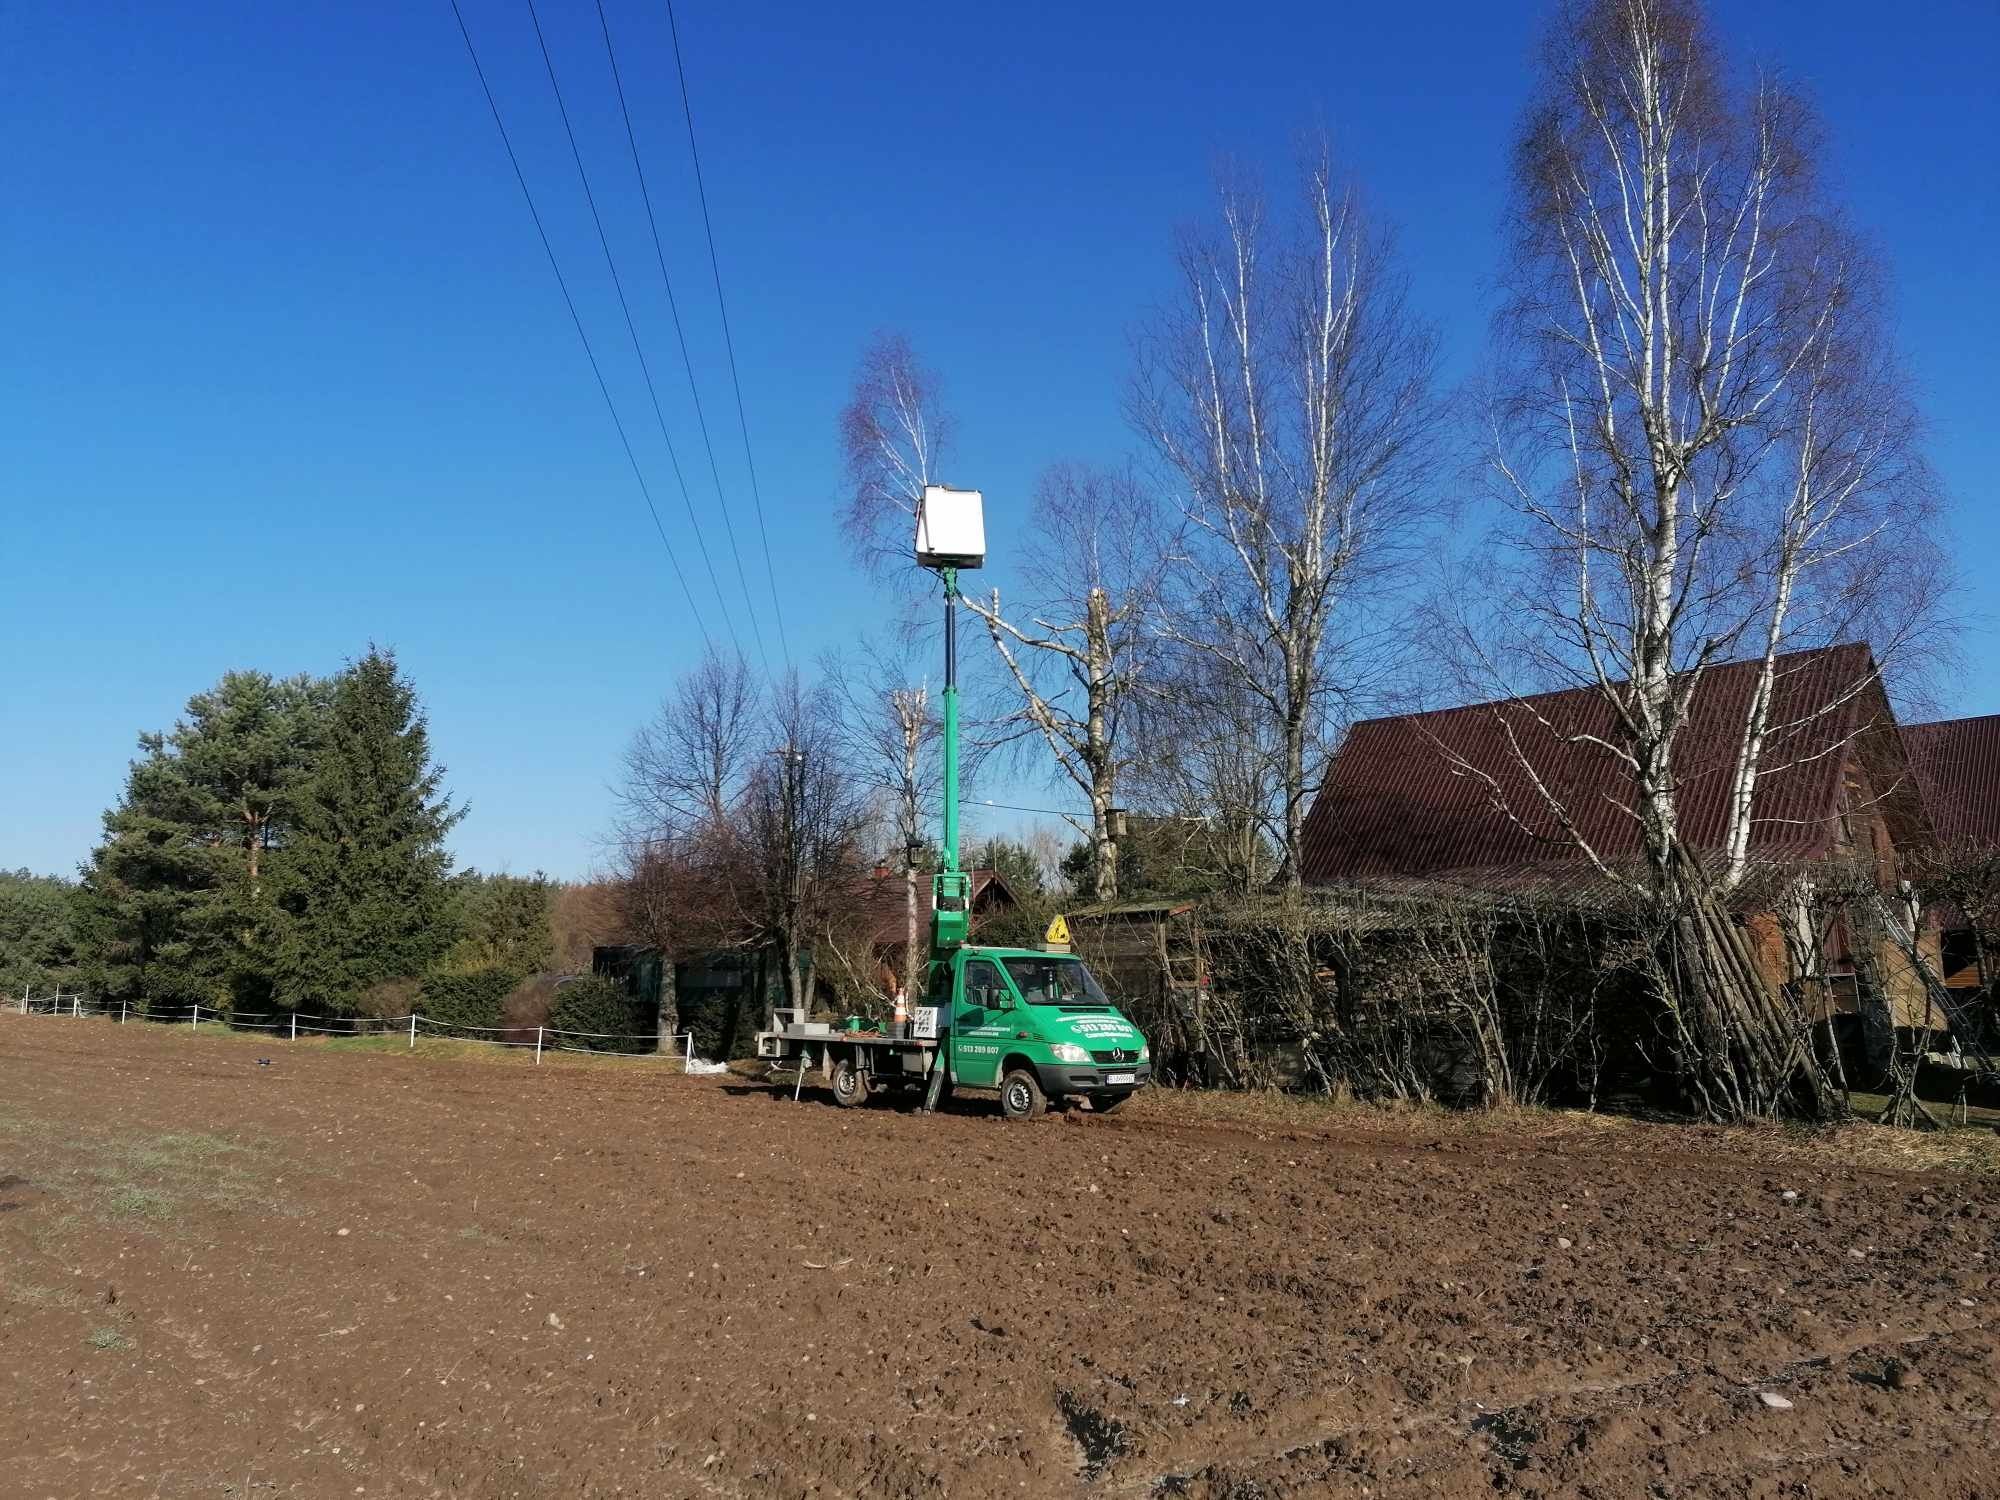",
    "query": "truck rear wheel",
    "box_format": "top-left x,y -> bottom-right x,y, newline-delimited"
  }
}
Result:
999,1068 -> 1047,1121
830,1056 -> 870,1108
